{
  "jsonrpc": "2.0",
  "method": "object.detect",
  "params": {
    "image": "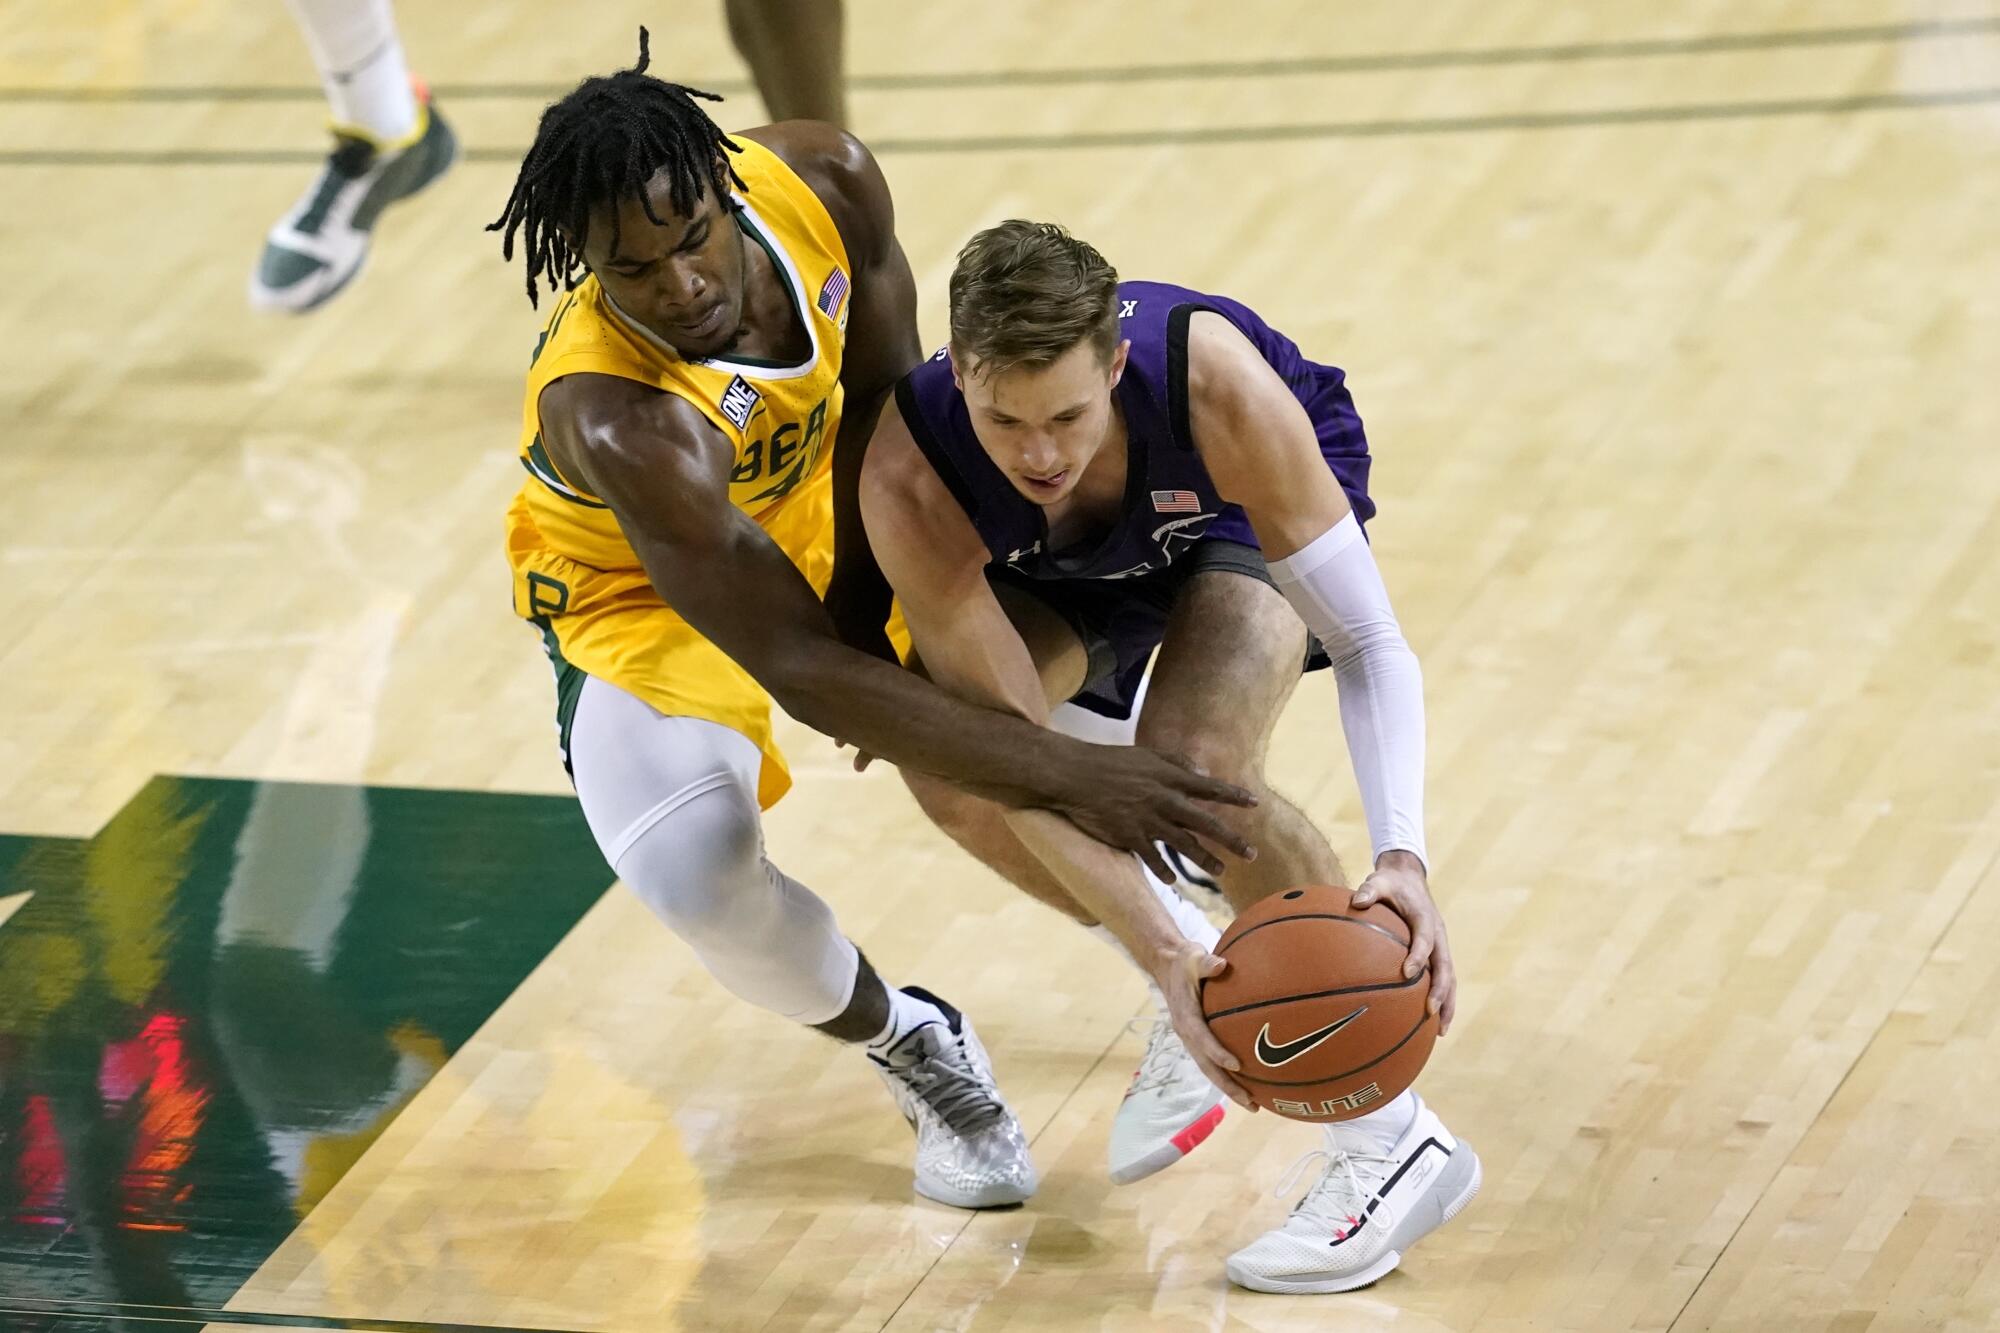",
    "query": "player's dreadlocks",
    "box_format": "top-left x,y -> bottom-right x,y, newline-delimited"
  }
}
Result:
488,27 -> 746,306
